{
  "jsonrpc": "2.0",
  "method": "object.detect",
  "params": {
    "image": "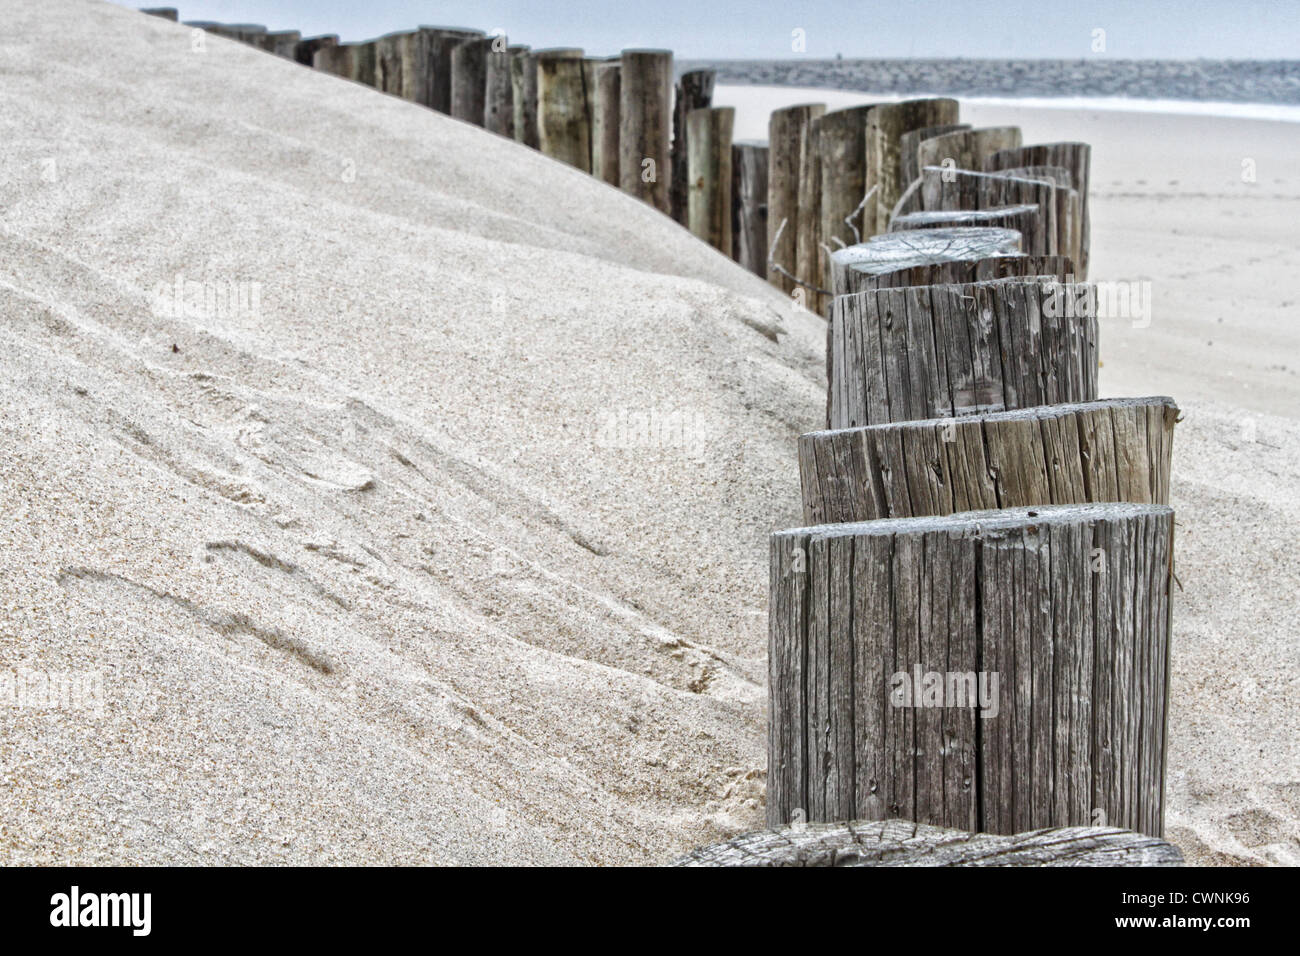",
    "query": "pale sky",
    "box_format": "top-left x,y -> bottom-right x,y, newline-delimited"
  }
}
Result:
127,0 -> 1300,59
